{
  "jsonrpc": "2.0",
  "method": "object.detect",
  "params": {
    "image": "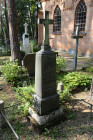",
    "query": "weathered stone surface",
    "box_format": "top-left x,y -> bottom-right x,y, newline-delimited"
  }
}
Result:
35,47 -> 56,98
34,46 -> 59,115
34,93 -> 59,115
29,107 -> 63,125
23,53 -> 35,76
